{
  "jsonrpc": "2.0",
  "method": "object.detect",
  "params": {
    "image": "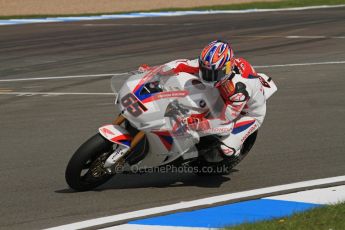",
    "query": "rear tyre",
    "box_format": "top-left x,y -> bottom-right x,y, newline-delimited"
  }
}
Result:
194,131 -> 258,176
65,134 -> 114,191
